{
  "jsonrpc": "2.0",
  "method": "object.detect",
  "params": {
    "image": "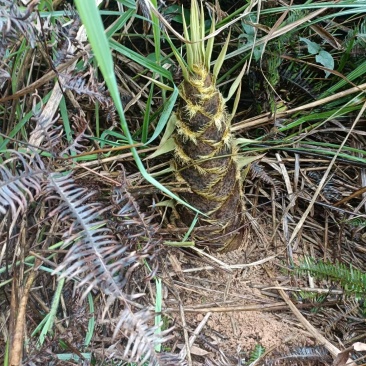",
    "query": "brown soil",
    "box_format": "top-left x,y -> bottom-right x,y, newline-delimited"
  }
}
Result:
163,240 -> 313,364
